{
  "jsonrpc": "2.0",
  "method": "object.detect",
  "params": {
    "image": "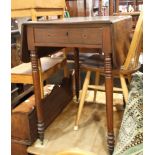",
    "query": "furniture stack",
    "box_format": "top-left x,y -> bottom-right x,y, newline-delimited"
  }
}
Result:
11,1 -> 74,155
